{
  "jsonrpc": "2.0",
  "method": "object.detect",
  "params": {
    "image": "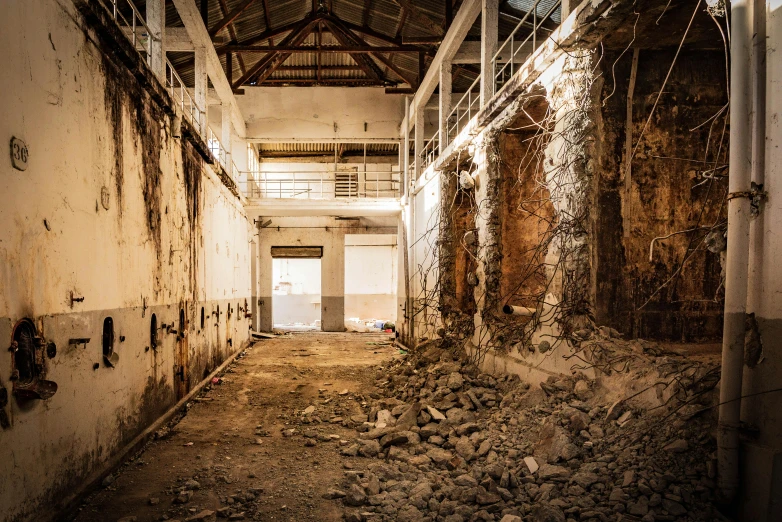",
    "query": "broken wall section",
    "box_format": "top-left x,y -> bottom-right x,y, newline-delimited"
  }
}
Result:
0,2 -> 251,521
595,50 -> 728,341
